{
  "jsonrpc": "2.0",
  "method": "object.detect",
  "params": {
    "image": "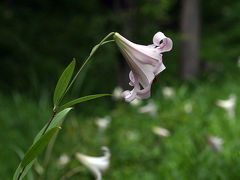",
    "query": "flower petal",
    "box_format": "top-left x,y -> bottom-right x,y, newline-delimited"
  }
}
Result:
153,32 -> 173,52
122,89 -> 137,102
75,147 -> 110,180
115,33 -> 162,63
120,47 -> 155,87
